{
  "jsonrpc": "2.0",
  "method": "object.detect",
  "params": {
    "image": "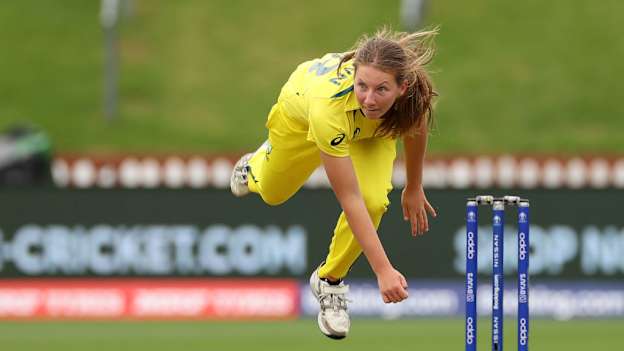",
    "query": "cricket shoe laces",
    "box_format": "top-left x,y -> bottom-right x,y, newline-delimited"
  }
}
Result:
230,153 -> 253,197
310,268 -> 351,340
